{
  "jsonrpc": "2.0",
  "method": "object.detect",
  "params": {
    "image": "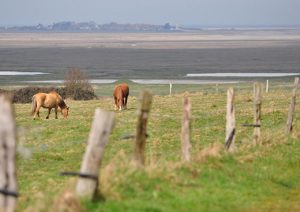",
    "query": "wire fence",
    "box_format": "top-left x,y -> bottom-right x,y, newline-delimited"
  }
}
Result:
93,79 -> 297,97
16,78 -> 299,162
96,78 -> 297,161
